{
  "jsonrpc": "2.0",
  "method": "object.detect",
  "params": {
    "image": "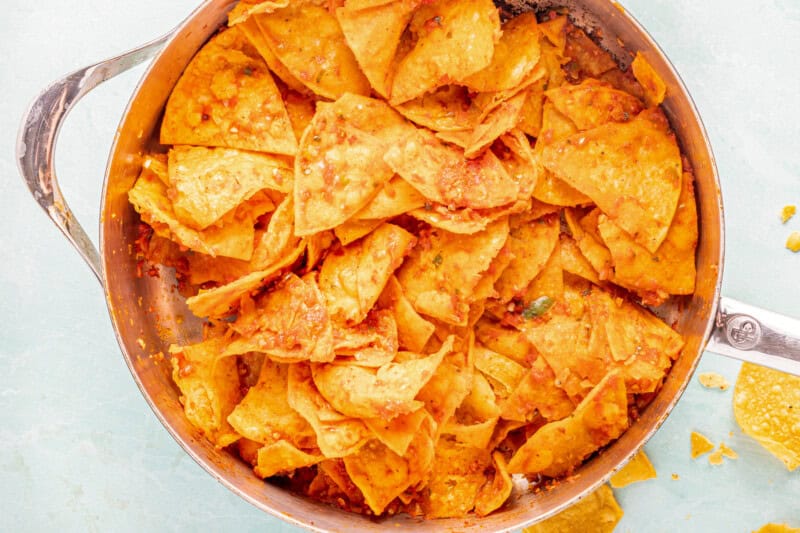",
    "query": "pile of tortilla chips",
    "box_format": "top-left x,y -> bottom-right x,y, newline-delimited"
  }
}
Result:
129,0 -> 697,520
